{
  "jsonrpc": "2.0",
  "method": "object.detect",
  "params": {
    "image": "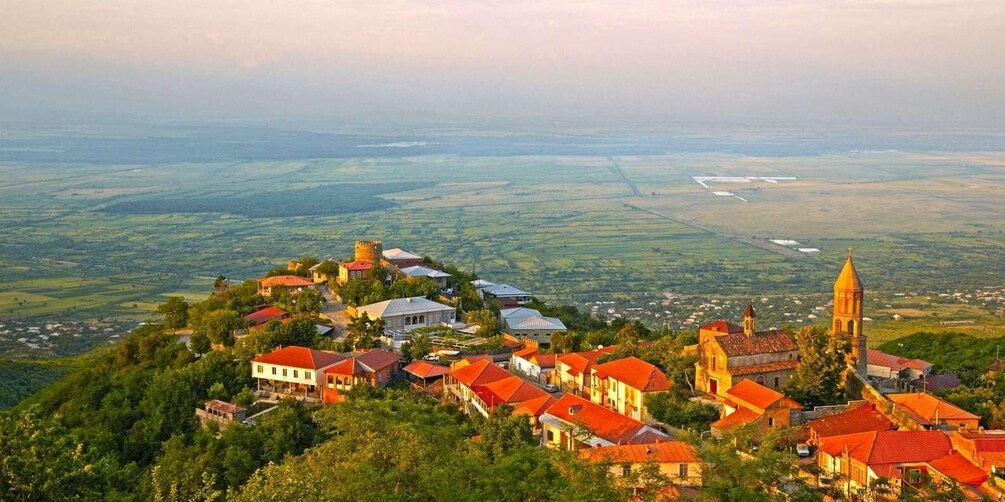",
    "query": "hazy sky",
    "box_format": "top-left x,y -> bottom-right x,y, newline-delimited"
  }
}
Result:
2,0 -> 1003,128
